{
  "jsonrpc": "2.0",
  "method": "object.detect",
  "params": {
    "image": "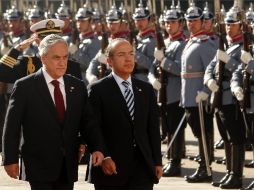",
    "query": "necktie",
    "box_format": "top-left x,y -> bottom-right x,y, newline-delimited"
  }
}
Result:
51,80 -> 65,124
122,81 -> 134,120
